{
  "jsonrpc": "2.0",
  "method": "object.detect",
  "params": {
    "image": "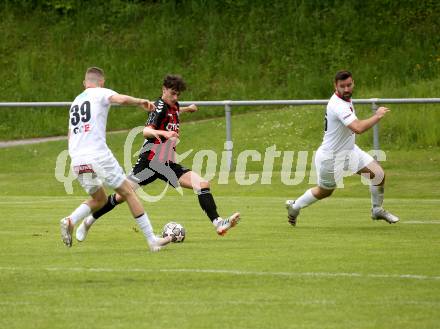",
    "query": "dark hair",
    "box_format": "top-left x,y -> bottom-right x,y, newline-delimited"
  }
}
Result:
163,74 -> 186,92
334,70 -> 352,83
